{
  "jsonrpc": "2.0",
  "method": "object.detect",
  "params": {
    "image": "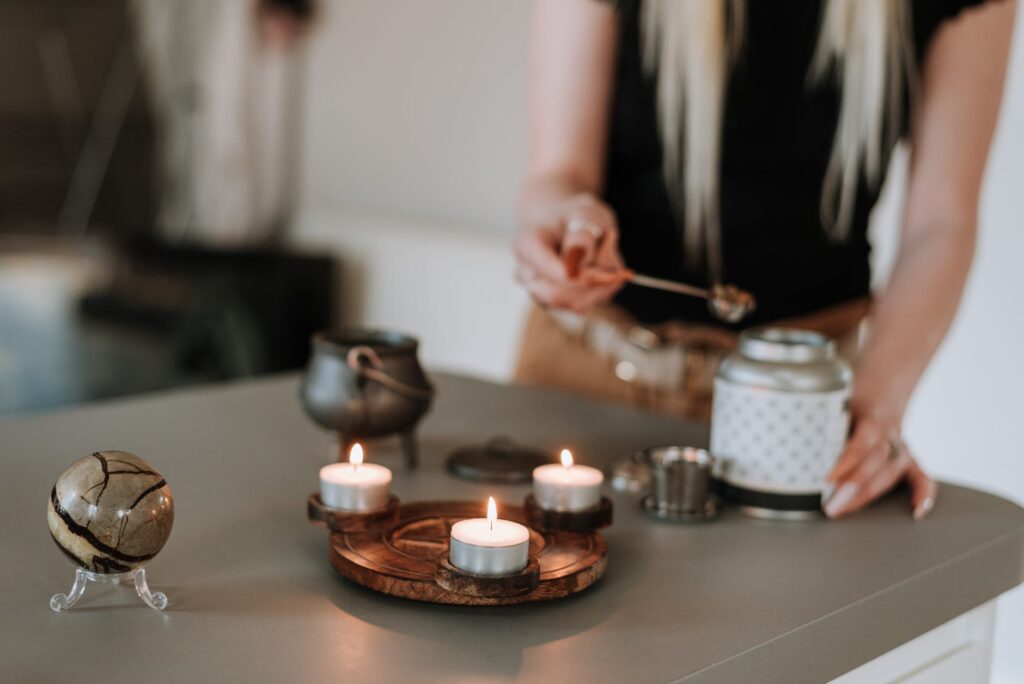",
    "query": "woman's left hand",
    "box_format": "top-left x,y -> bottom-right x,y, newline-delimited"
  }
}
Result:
823,413 -> 937,520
